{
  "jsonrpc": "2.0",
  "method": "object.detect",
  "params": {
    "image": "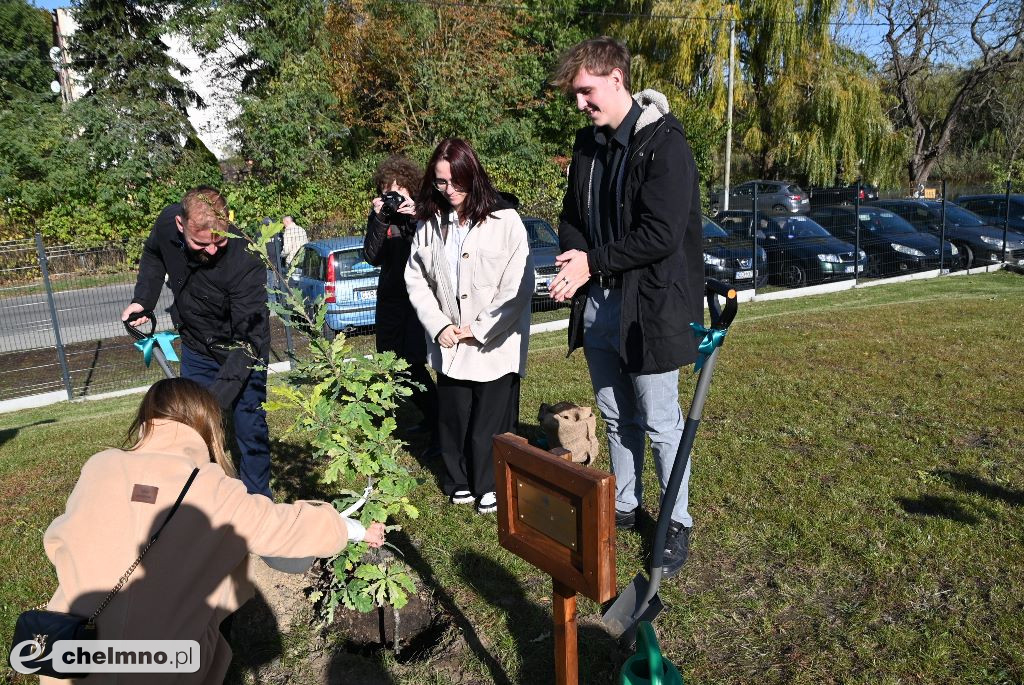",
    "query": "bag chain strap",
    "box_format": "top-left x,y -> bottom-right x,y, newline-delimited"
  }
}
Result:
37,468 -> 200,625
